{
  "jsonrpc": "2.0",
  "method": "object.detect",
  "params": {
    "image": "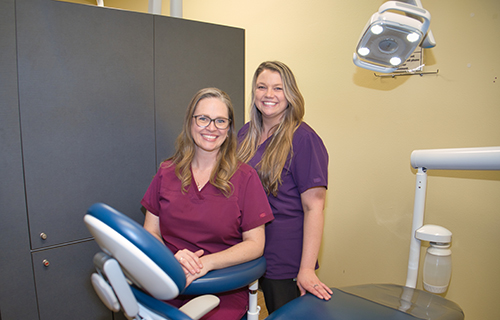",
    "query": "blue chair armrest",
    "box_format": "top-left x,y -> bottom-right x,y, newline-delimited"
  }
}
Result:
182,256 -> 266,295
